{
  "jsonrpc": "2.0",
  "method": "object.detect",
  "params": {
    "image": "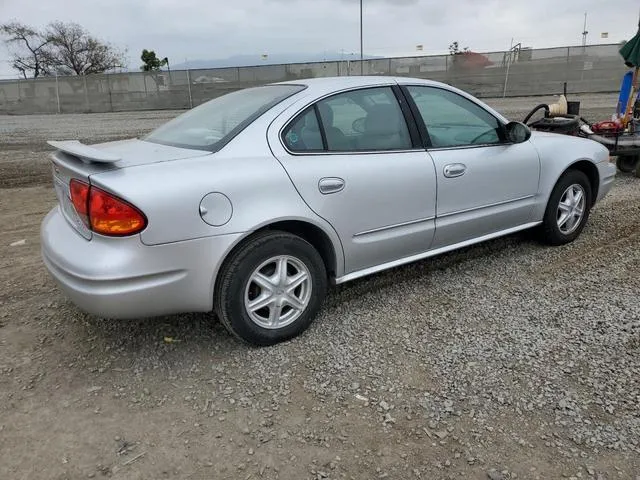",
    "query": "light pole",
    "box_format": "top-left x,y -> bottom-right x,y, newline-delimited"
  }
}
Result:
163,57 -> 171,84
360,0 -> 363,75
